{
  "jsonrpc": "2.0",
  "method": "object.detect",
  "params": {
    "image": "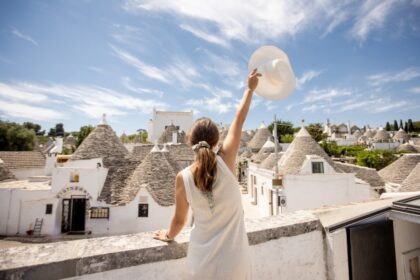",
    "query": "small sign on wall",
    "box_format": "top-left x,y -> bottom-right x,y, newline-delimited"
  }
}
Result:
278,196 -> 287,207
